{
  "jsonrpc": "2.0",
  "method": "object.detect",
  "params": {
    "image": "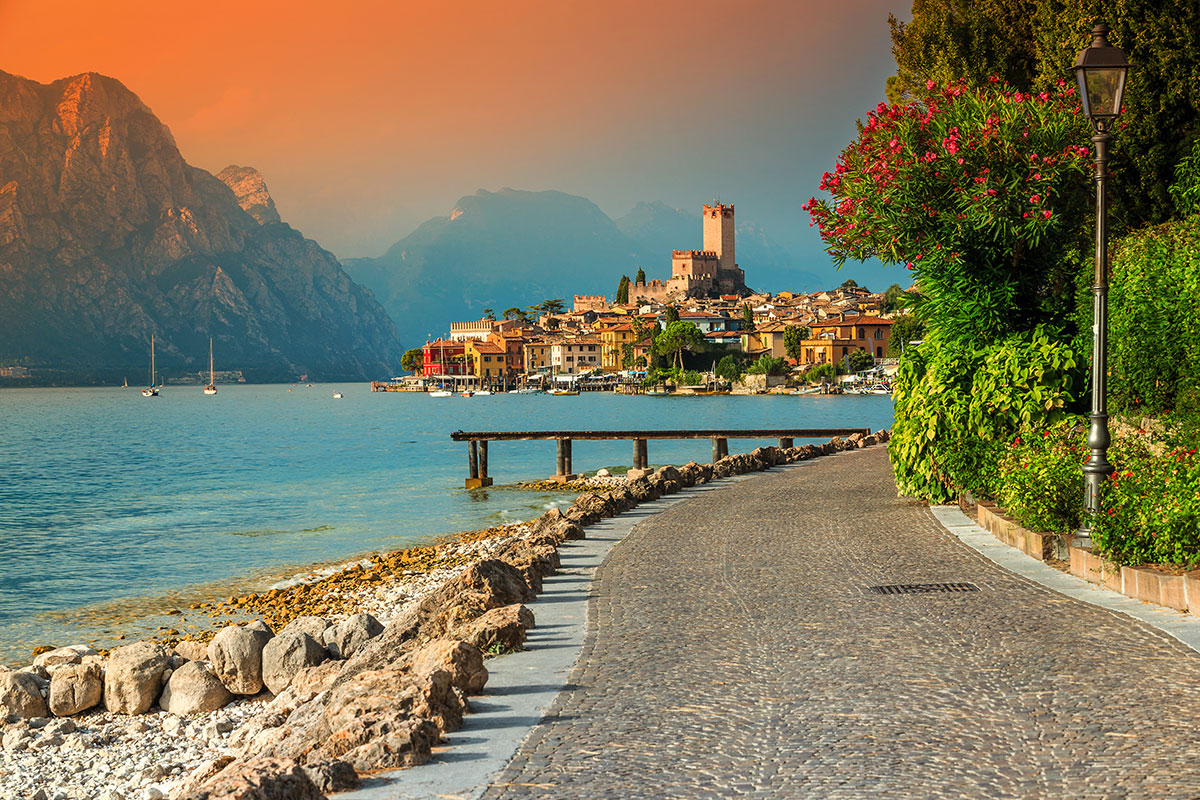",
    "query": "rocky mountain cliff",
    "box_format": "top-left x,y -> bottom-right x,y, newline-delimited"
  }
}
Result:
344,190 -> 818,346
0,71 -> 404,383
